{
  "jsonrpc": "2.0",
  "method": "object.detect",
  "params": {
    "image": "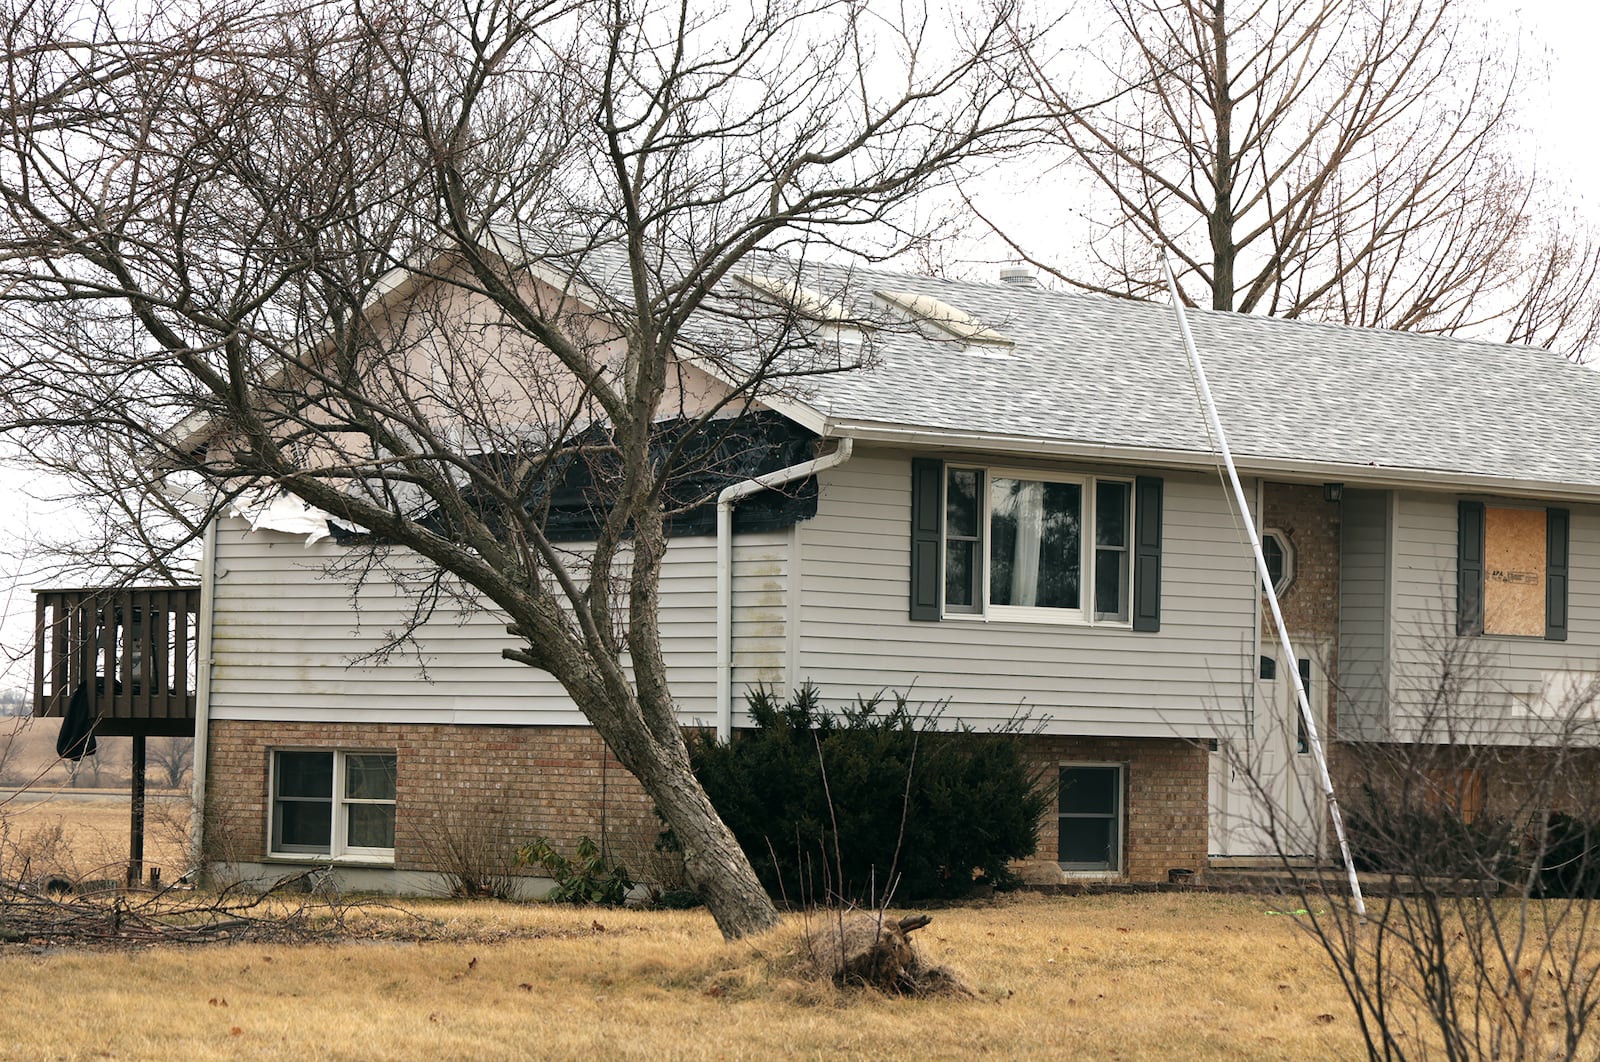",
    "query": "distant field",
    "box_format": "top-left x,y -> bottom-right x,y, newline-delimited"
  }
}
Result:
0,793 -> 192,885
0,893 -> 1369,1060
0,712 -> 194,885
